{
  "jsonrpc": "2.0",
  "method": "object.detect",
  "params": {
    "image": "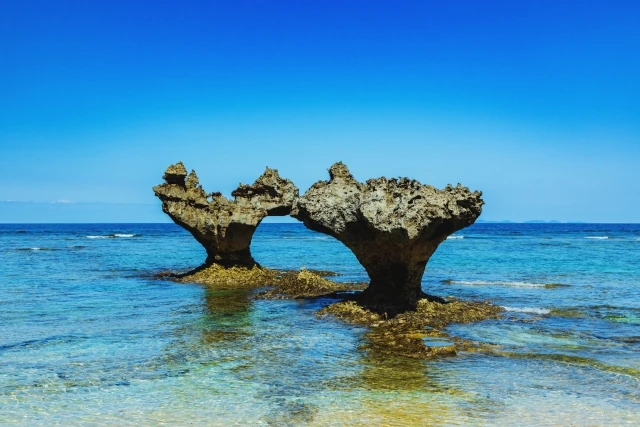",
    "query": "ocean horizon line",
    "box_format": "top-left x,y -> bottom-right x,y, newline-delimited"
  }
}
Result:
1,221 -> 639,225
